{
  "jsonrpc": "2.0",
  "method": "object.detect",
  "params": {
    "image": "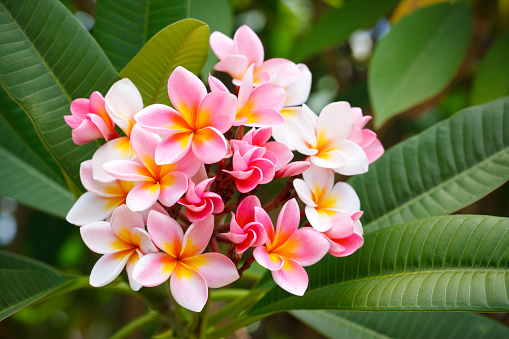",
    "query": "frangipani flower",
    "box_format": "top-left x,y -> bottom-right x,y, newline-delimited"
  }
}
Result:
91,79 -> 144,182
66,160 -> 133,226
133,213 -> 239,312
286,102 -> 369,175
253,199 -> 330,296
208,65 -> 286,127
65,91 -> 119,145
80,205 -> 158,290
178,178 -> 224,222
293,165 -> 360,232
135,66 -> 237,164
348,107 -> 384,164
324,211 -> 364,257
222,195 -> 267,254
210,25 -> 302,87
104,125 -> 200,212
